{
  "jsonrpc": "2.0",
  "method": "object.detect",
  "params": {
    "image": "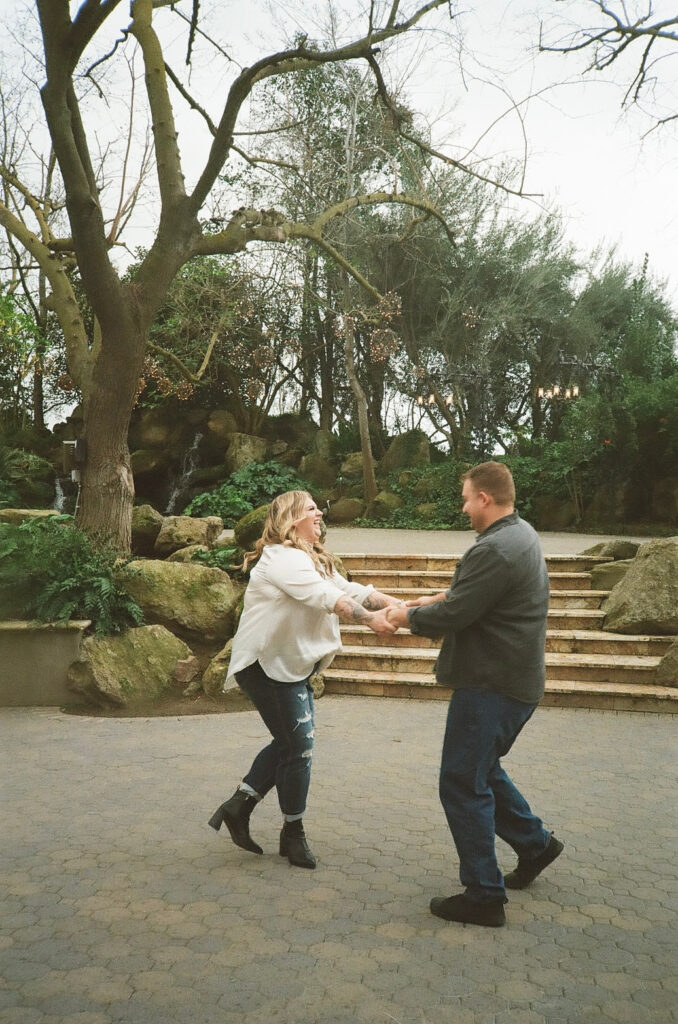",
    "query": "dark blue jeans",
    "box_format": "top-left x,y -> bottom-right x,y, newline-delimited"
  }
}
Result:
235,660 -> 315,817
439,687 -> 550,902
